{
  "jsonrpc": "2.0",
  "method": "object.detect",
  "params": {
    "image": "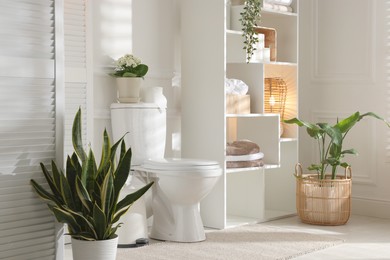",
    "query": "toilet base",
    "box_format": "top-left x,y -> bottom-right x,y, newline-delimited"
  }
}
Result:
150,203 -> 206,243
